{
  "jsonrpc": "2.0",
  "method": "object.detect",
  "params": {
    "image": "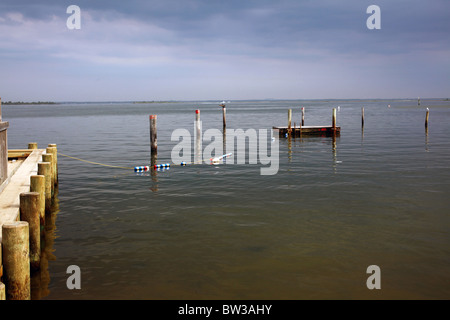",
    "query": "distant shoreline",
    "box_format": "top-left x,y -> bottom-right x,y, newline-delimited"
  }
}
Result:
2,101 -> 58,105
1,98 -> 448,105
